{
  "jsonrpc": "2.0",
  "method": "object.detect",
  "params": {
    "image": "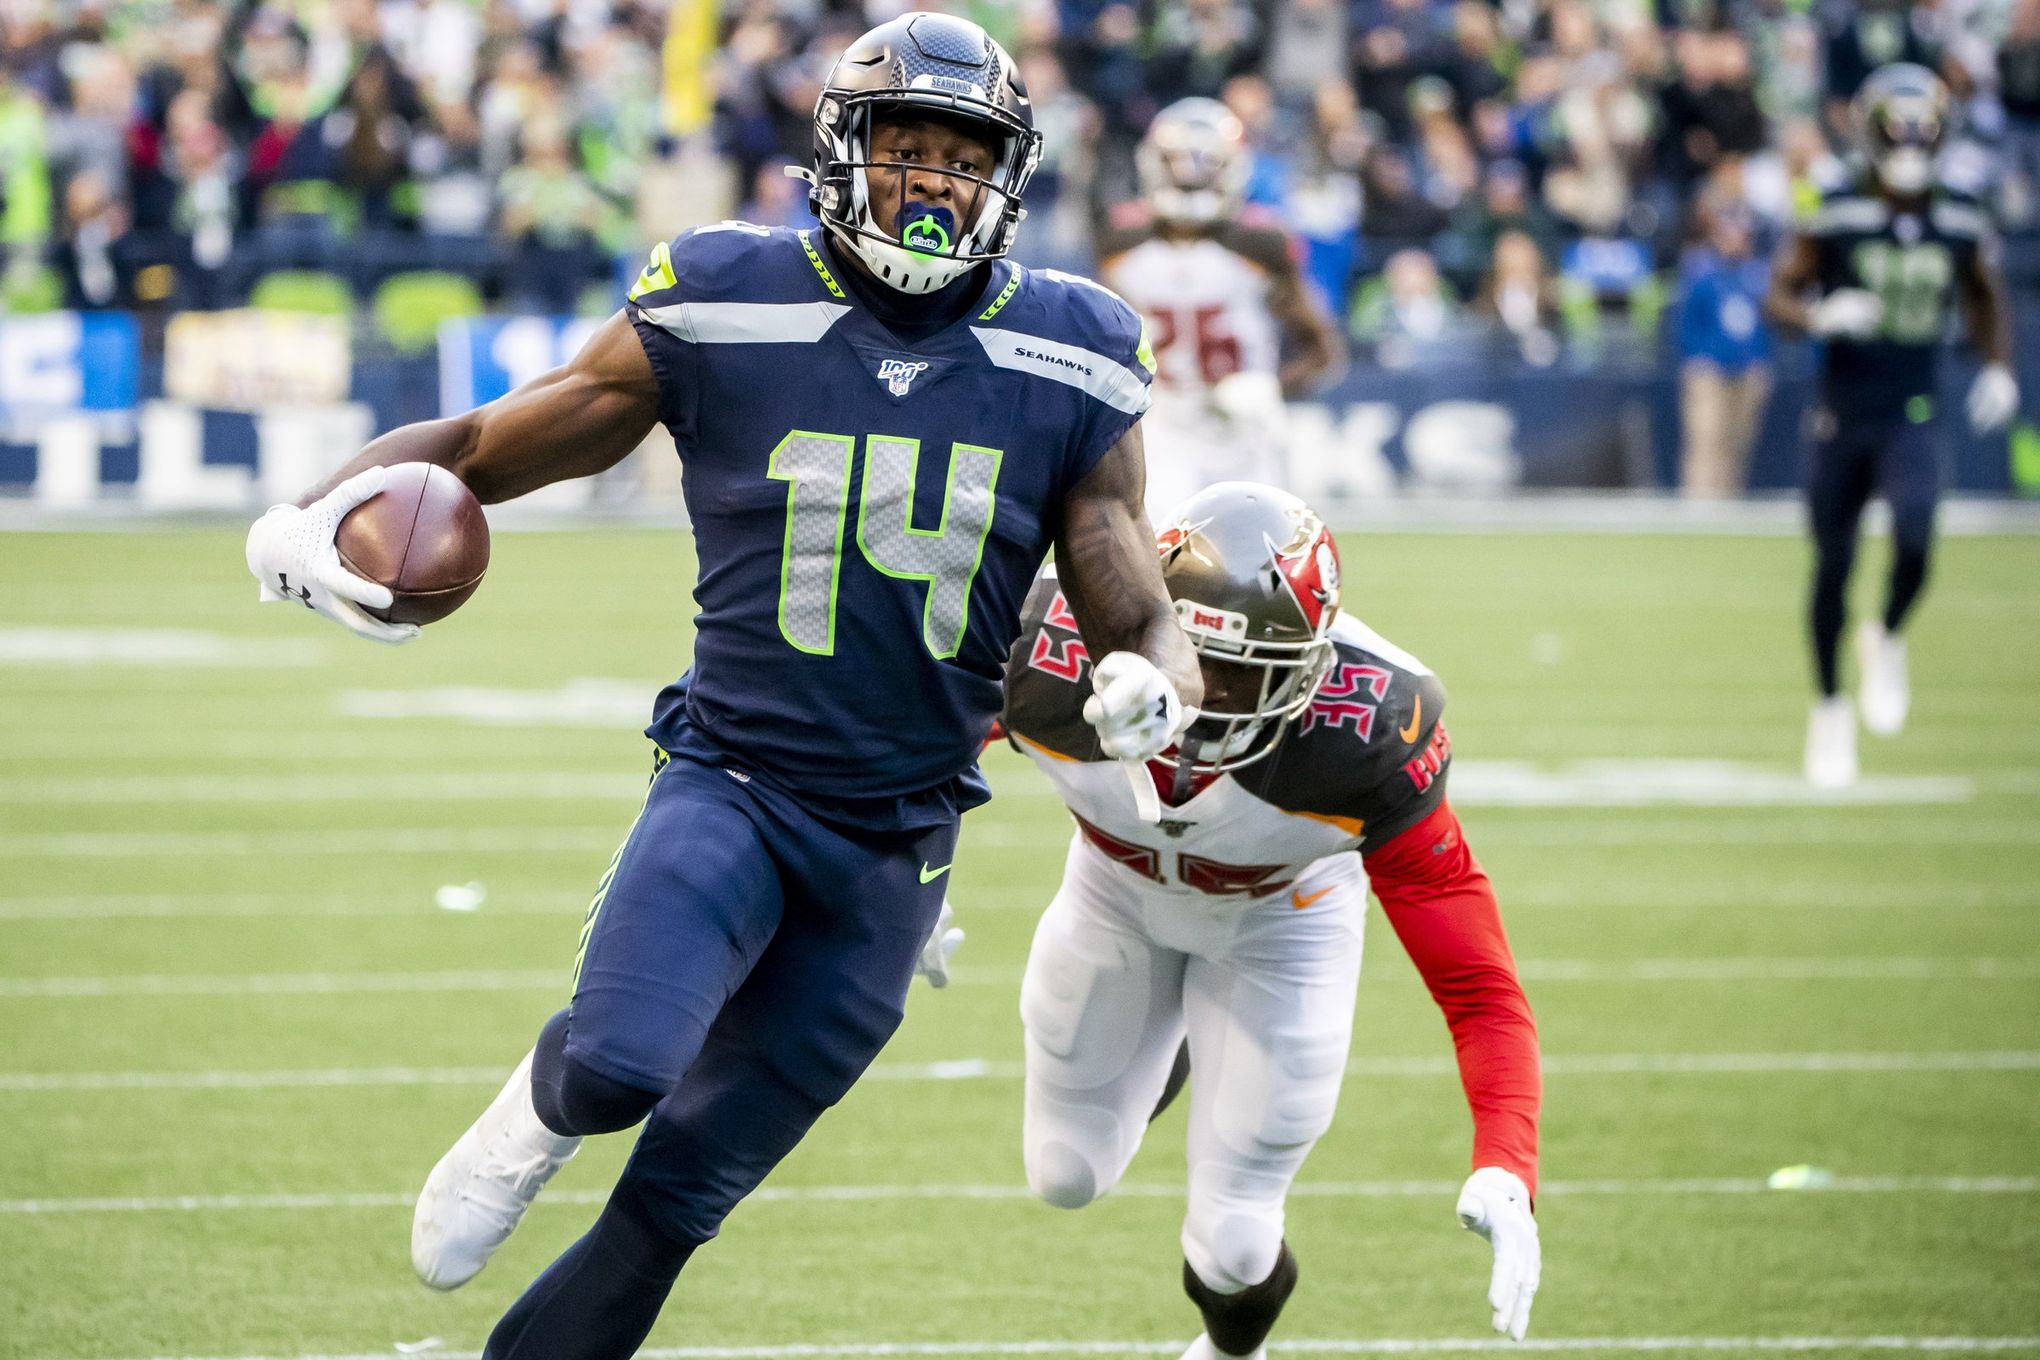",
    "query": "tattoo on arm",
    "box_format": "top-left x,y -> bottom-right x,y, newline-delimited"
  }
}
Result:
1054,423 -> 1204,710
